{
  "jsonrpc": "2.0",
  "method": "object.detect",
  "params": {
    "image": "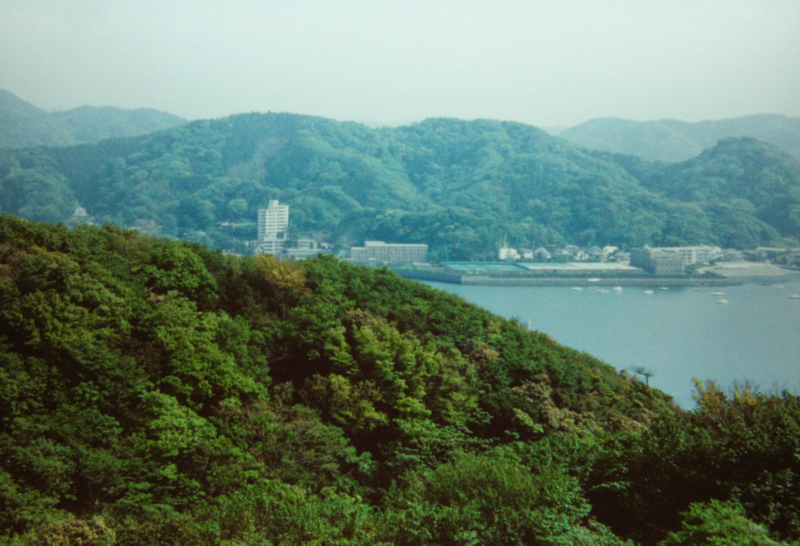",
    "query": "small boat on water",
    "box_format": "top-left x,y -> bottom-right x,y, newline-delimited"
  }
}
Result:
773,285 -> 784,289
644,290 -> 654,295
659,287 -> 669,291
790,294 -> 800,300
613,286 -> 623,292
571,287 -> 583,291
587,278 -> 600,283
597,288 -> 610,293
711,291 -> 725,296
717,299 -> 729,304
